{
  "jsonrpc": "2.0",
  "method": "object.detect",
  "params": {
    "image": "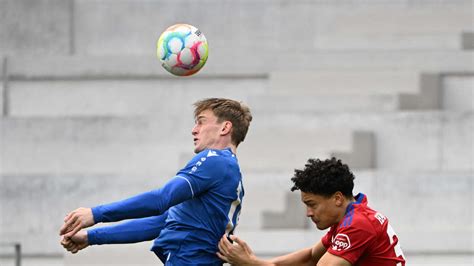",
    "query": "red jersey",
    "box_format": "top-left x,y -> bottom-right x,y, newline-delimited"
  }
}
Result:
321,193 -> 406,266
